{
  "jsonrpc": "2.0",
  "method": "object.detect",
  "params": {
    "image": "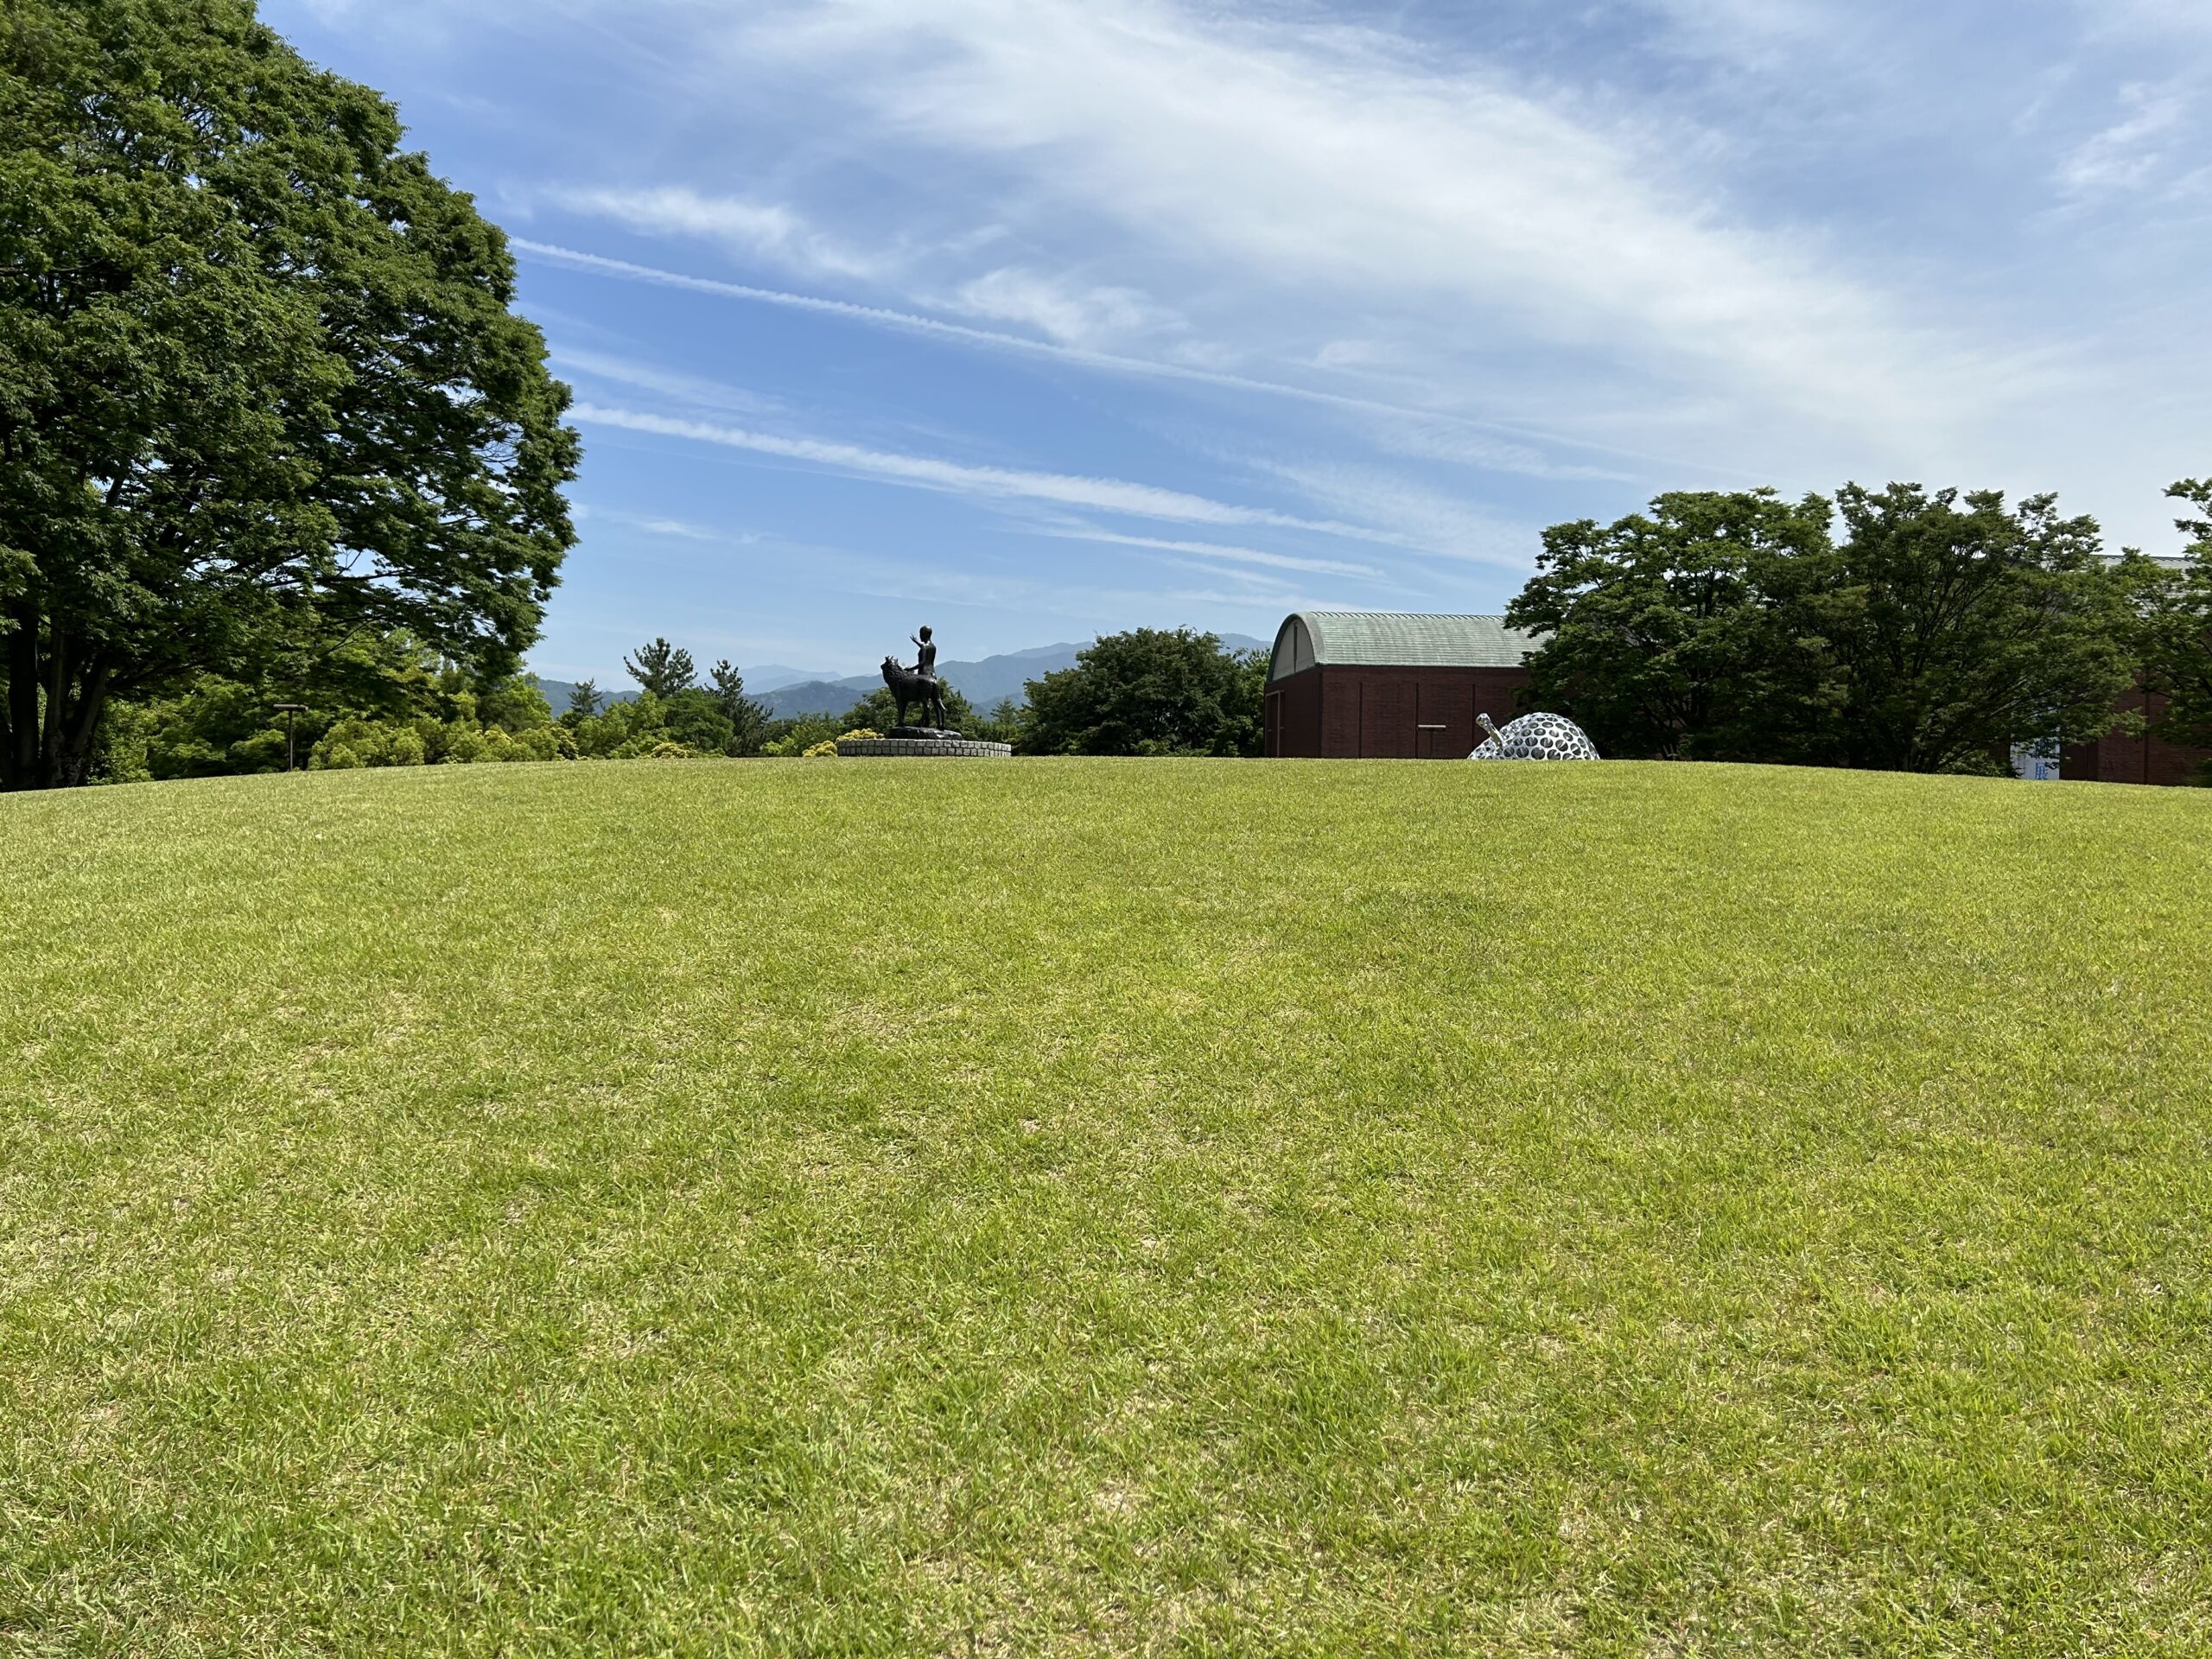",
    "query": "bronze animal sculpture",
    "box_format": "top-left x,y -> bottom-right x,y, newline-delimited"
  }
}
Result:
880,656 -> 949,731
